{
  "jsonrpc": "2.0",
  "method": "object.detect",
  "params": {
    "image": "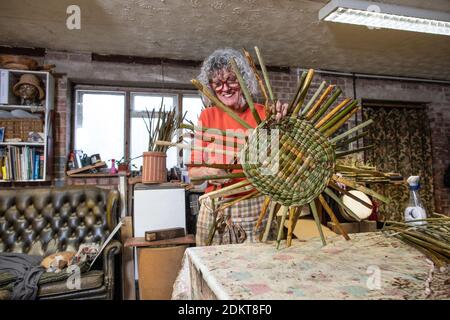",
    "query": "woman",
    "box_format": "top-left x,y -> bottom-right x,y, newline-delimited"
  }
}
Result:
189,48 -> 287,246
